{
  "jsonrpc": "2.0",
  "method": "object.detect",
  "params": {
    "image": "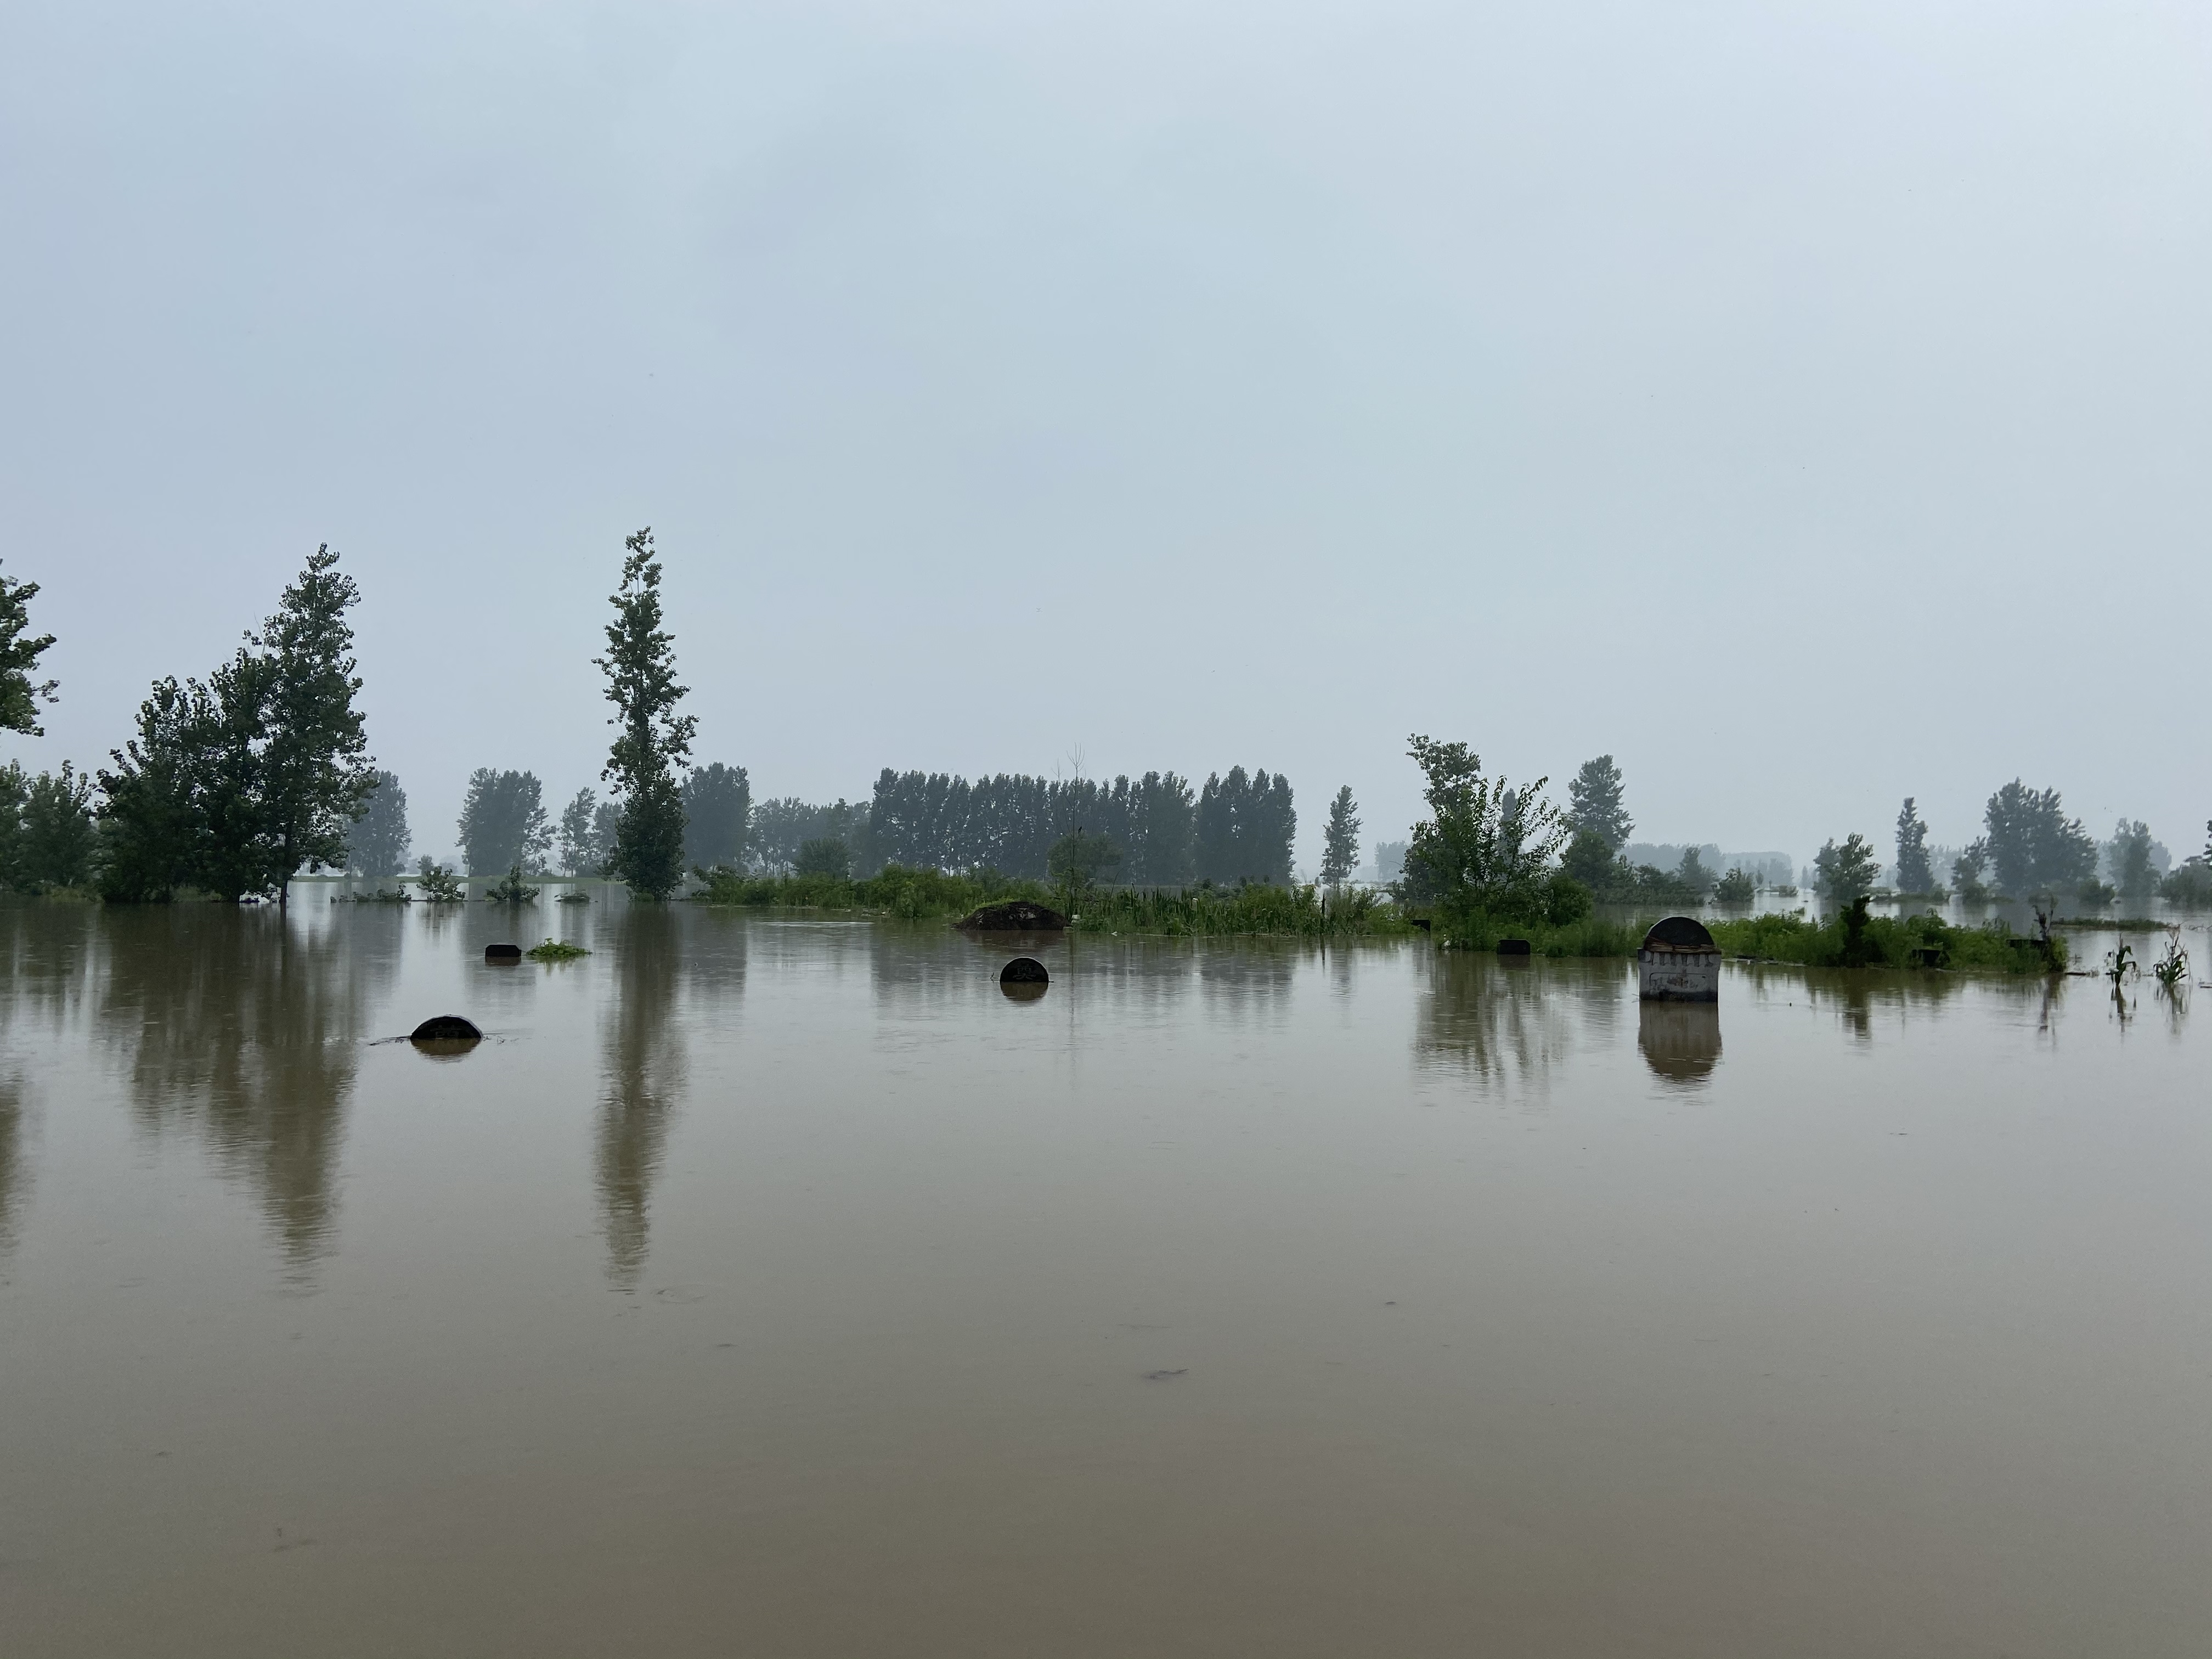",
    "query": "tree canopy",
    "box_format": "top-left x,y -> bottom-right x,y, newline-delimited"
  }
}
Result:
1565,755 -> 1632,851
0,560 -> 58,736
1320,786 -> 1361,886
1401,734 -> 1567,919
